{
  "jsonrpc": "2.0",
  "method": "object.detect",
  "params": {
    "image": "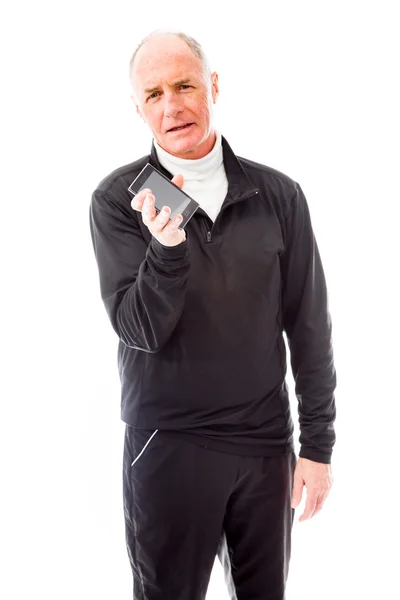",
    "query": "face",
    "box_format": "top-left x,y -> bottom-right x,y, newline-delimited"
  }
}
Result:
131,36 -> 219,159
